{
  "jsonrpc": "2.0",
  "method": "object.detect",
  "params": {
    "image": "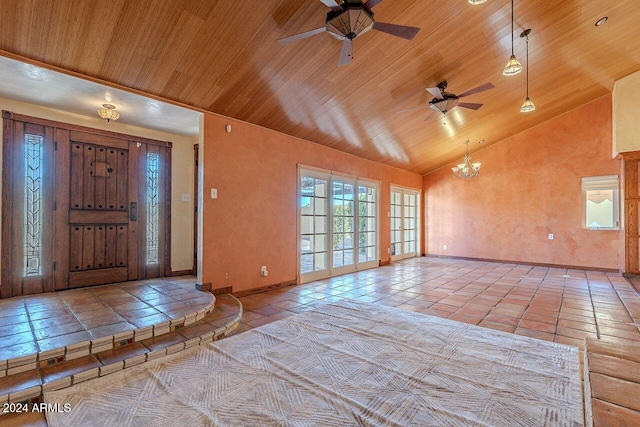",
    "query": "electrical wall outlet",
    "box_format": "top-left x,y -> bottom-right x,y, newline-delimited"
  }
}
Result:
443,244 -> 447,250
548,233 -> 554,240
